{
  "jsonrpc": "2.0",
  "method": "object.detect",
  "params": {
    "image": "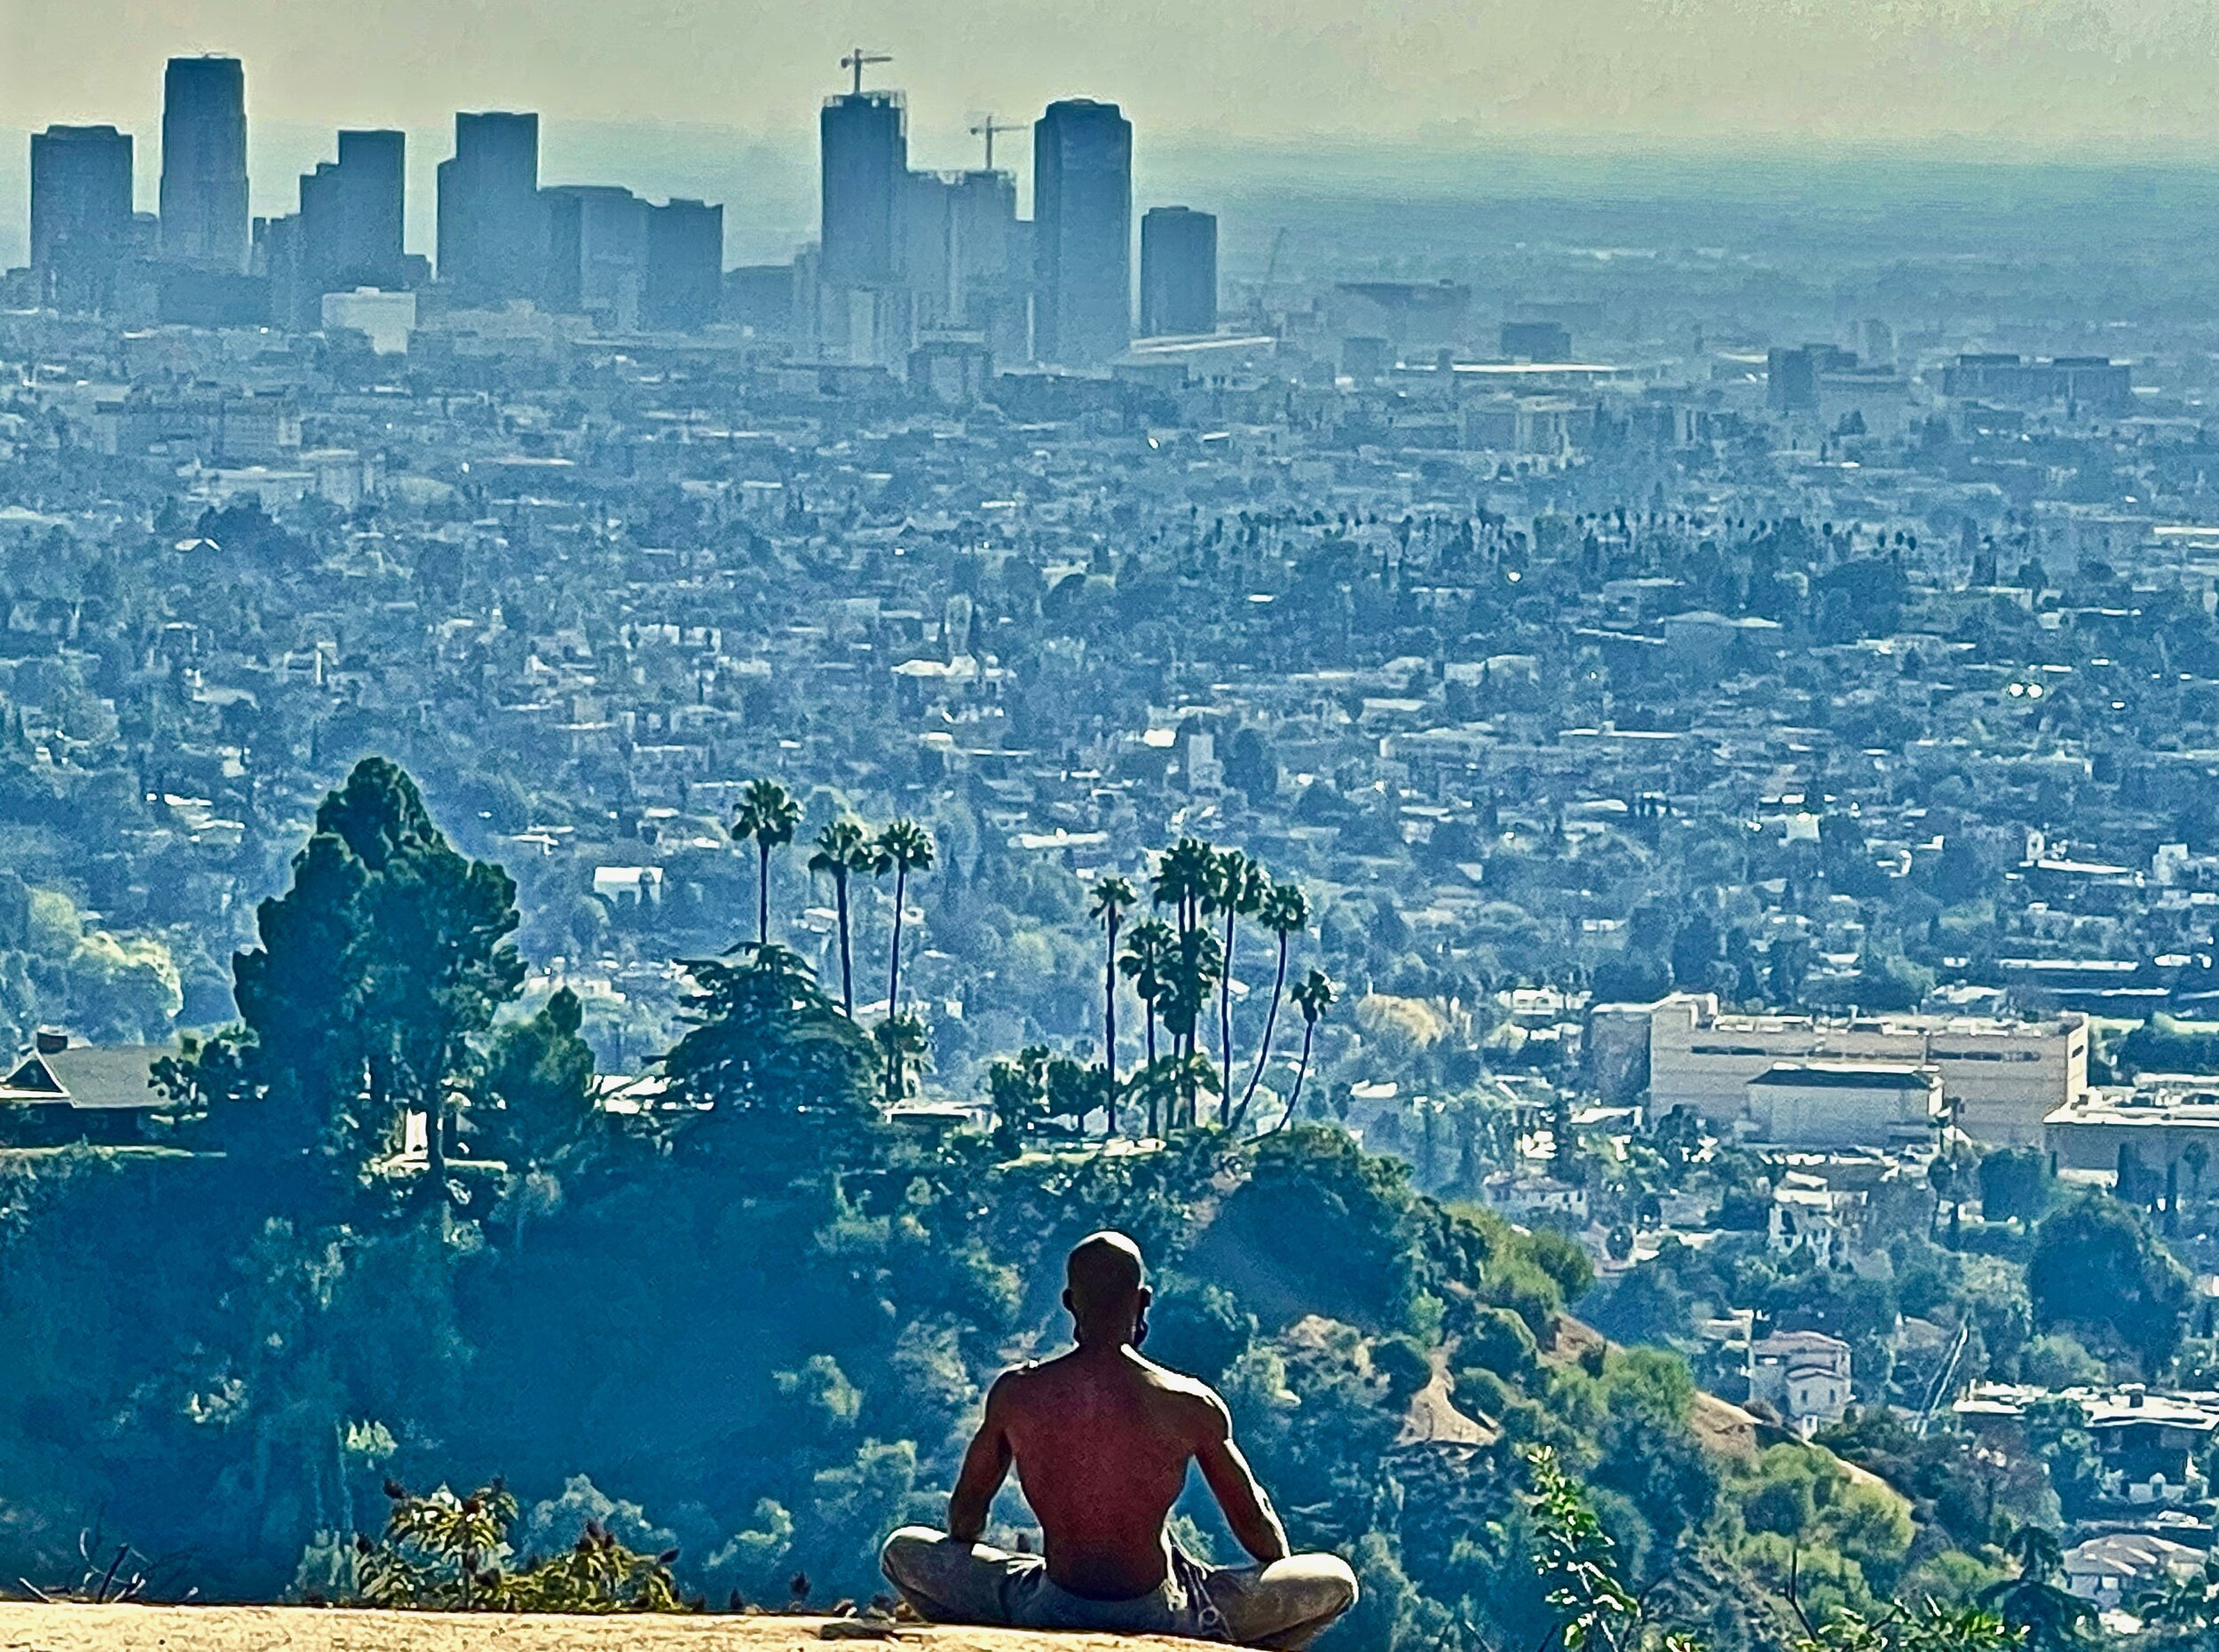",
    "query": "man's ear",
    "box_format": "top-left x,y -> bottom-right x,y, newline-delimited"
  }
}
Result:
1136,1285 -> 1153,1316
1062,1286 -> 1076,1316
